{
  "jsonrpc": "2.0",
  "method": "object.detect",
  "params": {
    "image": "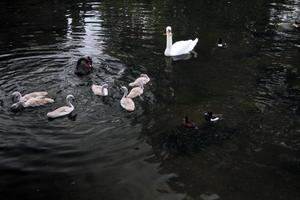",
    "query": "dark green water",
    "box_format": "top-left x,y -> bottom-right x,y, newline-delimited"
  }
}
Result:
0,0 -> 300,199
